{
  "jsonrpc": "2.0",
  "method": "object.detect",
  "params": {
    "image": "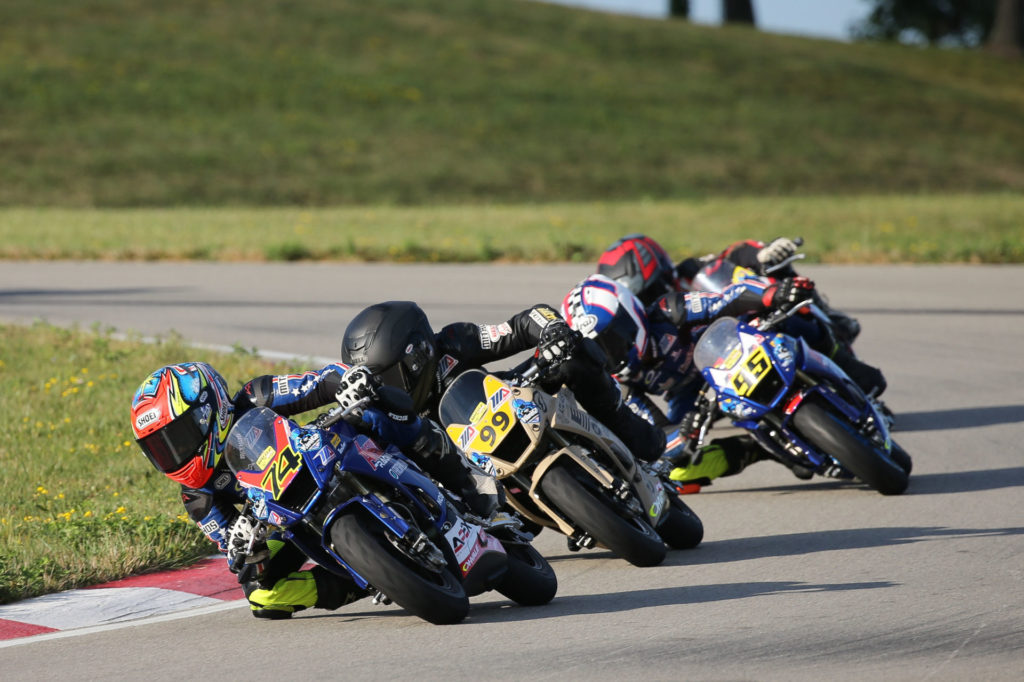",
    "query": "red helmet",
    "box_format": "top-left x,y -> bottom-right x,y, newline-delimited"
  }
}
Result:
130,363 -> 233,488
597,234 -> 680,306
